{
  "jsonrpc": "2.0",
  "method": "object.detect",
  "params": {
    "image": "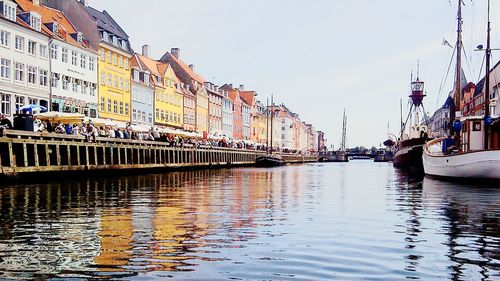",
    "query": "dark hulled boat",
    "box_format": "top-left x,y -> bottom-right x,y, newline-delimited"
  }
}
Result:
393,71 -> 429,172
256,155 -> 286,167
